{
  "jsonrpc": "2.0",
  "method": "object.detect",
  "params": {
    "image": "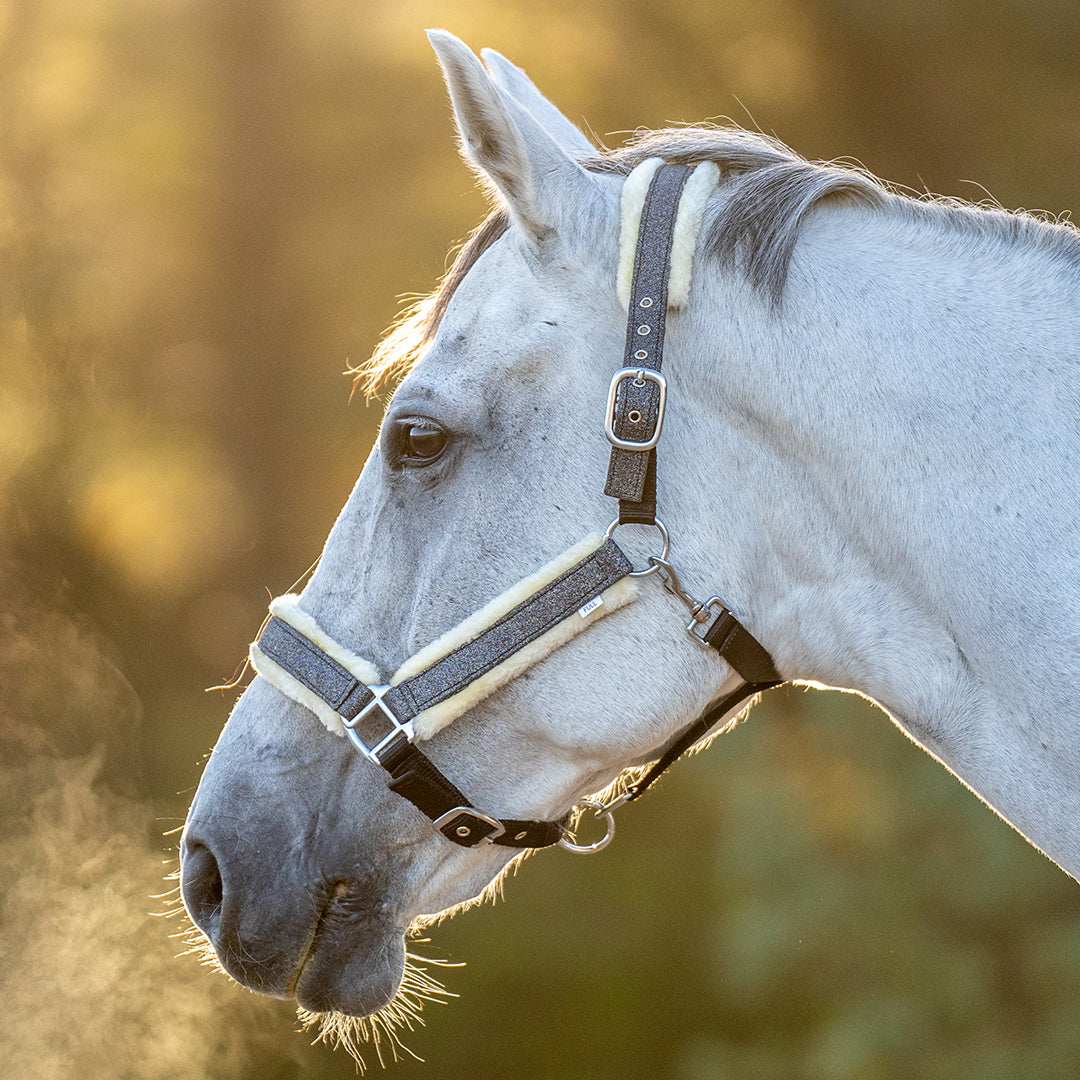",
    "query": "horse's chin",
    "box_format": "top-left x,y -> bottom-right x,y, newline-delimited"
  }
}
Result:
292,921 -> 406,1018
